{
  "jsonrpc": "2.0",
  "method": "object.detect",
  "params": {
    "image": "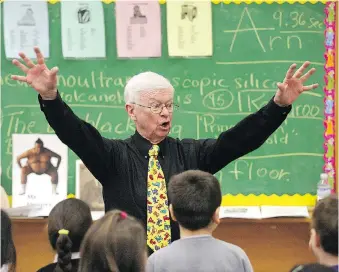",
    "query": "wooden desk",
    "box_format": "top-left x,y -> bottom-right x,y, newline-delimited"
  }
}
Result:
12,217 -> 315,272
12,218 -> 53,272
214,217 -> 315,272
